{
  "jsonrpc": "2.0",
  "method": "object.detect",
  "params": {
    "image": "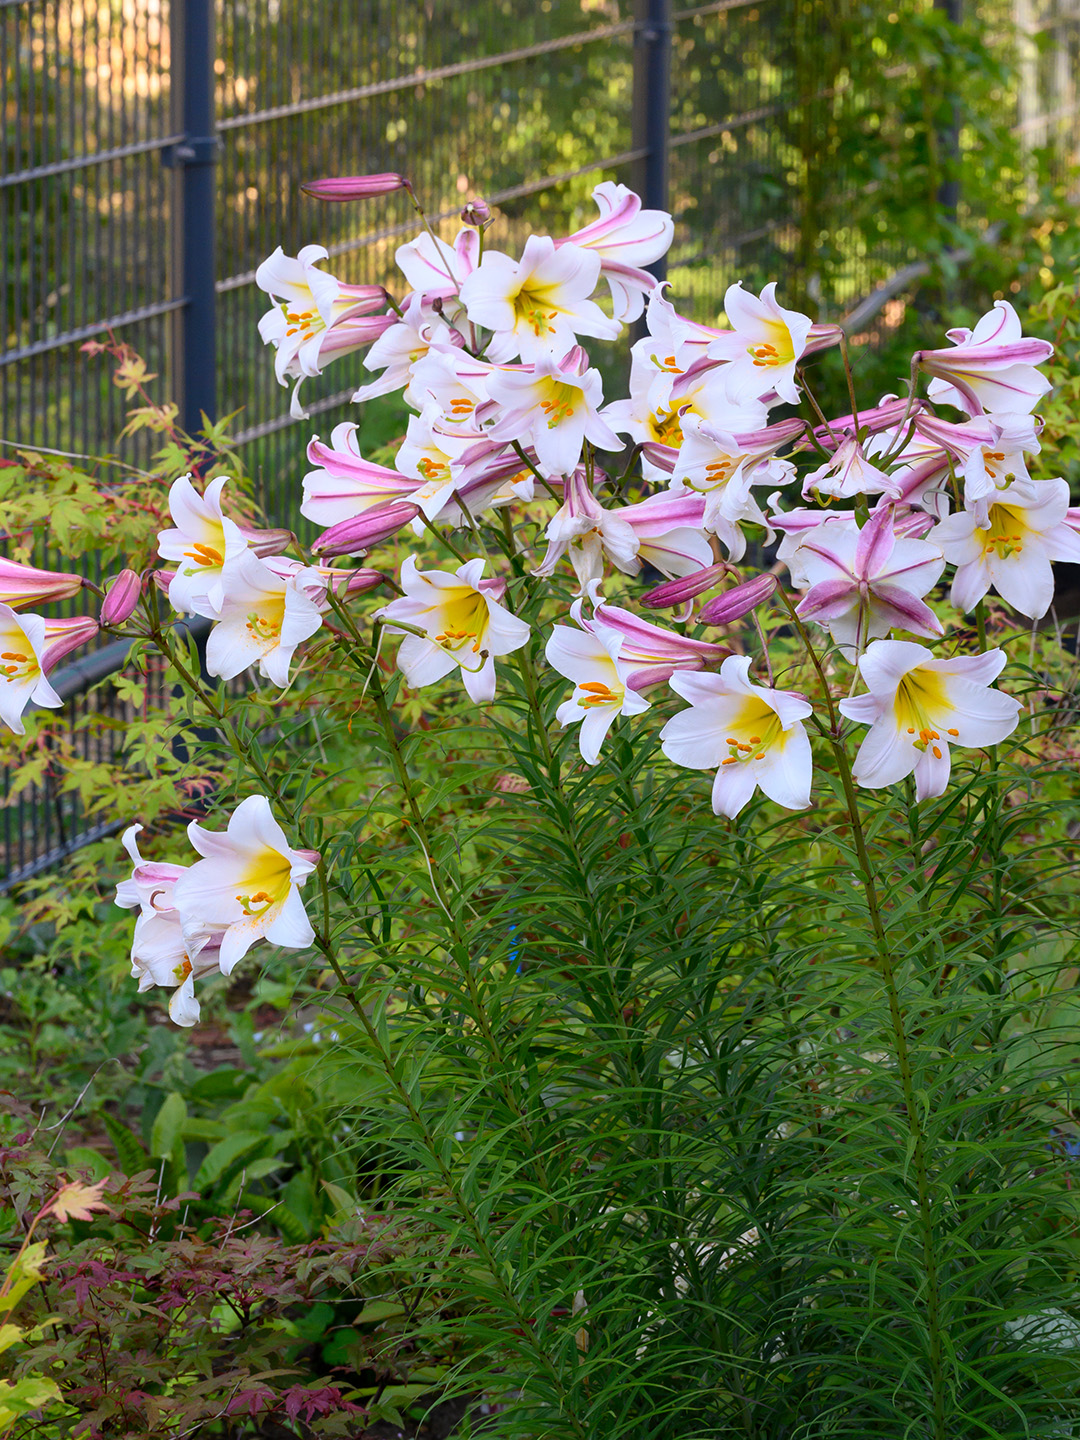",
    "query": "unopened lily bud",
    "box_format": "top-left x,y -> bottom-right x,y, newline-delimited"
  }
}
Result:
697,573 -> 777,626
100,570 -> 142,626
341,568 -> 387,596
301,172 -> 409,201
0,557 -> 85,610
625,664 -> 678,693
803,321 -> 844,356
237,526 -> 296,558
641,561 -> 731,610
312,500 -> 420,557
460,197 -> 491,227
41,615 -> 99,671
151,569 -> 175,596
